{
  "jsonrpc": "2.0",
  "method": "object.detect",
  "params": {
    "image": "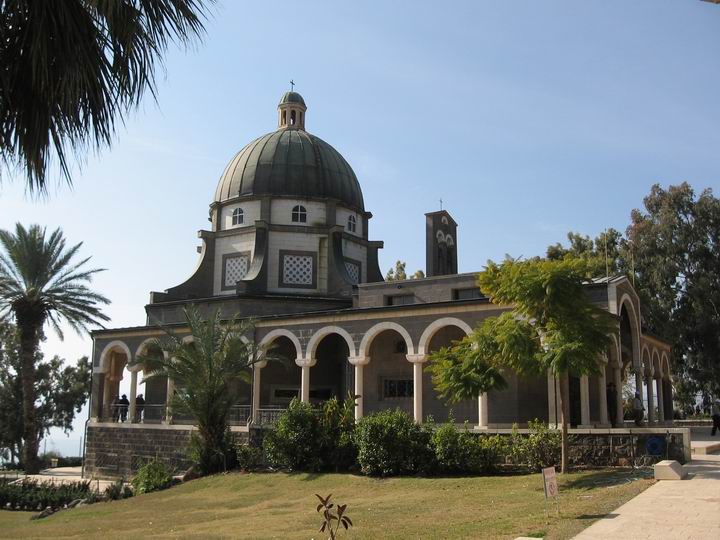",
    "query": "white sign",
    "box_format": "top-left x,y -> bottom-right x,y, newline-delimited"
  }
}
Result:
542,466 -> 559,499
